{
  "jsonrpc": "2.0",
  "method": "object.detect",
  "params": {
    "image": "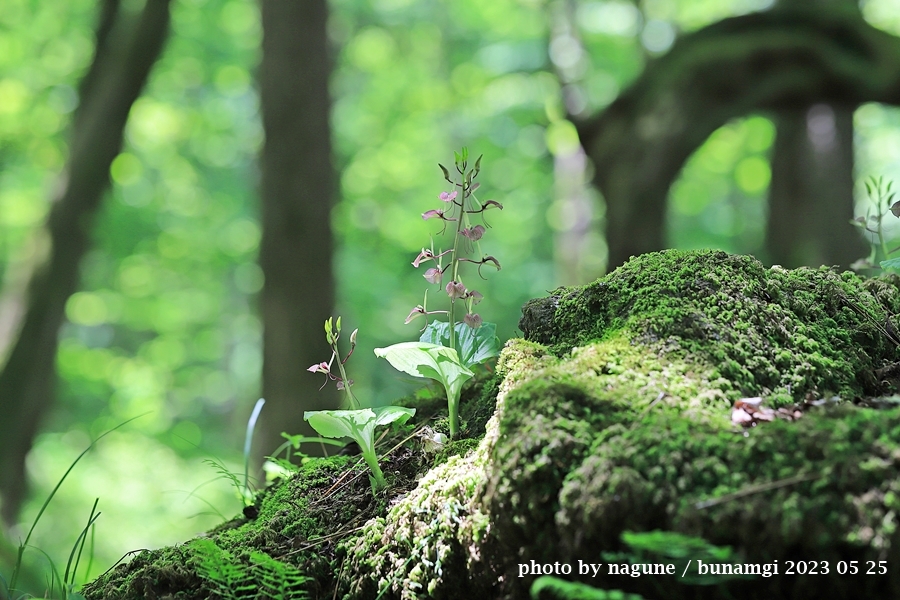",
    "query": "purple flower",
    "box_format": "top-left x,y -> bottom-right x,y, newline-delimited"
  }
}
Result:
461,225 -> 485,241
463,313 -> 483,328
412,248 -> 434,267
405,305 -> 427,324
424,268 -> 442,284
307,362 -> 330,374
445,281 -> 466,299
439,191 -> 458,202
482,255 -> 501,270
422,209 -> 445,221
